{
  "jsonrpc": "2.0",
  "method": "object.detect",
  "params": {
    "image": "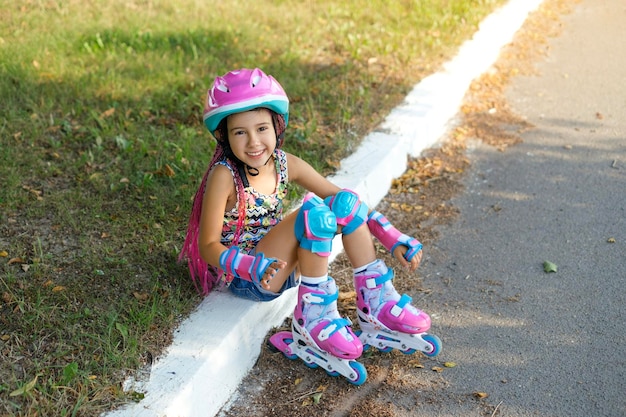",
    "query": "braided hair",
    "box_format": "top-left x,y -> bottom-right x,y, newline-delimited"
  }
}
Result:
179,110 -> 287,295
